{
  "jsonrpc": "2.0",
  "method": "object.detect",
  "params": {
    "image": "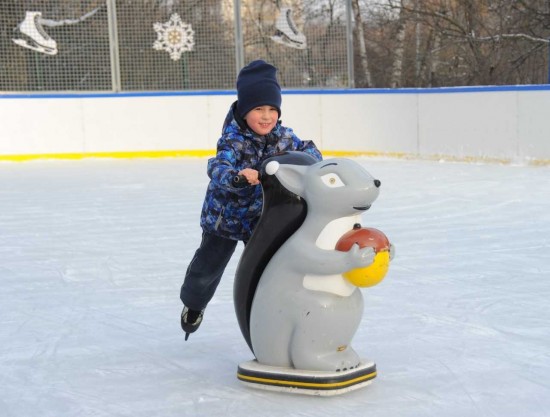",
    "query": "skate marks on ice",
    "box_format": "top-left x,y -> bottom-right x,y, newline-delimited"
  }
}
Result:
363,160 -> 550,416
0,159 -> 549,416
12,7 -> 103,55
